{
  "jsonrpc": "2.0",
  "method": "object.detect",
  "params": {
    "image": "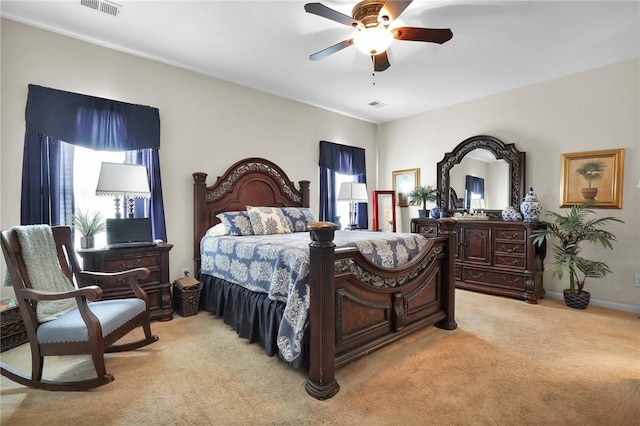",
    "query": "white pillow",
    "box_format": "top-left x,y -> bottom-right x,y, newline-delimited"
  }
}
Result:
206,223 -> 228,237
246,206 -> 292,235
